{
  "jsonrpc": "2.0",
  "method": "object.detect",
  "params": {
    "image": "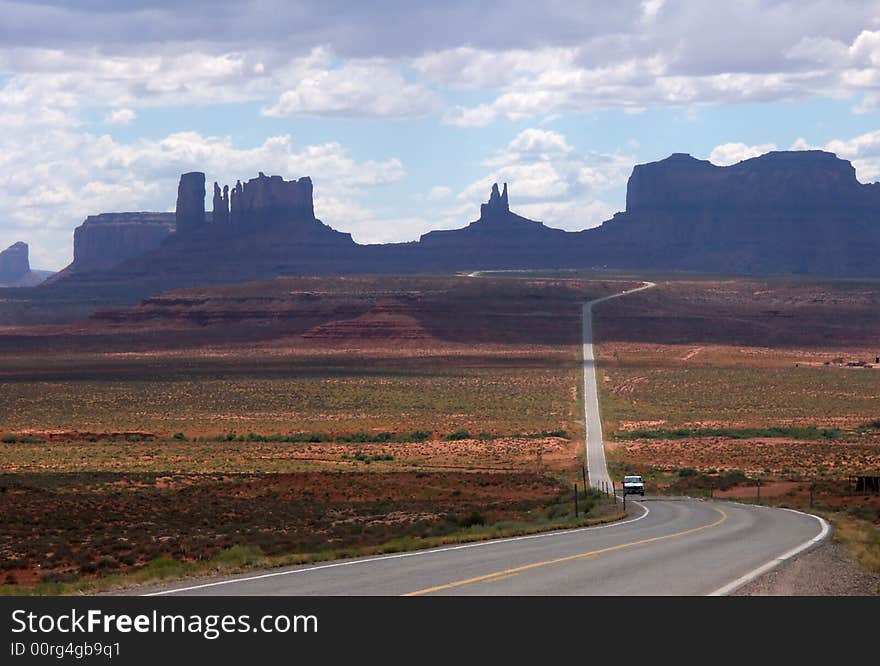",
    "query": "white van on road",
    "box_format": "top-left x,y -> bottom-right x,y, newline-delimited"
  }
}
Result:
623,475 -> 645,496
